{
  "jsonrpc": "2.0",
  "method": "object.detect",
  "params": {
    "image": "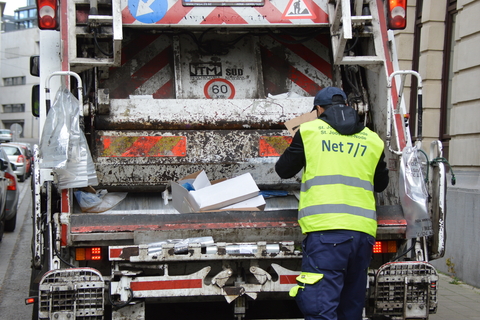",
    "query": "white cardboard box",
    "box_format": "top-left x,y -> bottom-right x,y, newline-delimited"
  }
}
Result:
171,171 -> 265,213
